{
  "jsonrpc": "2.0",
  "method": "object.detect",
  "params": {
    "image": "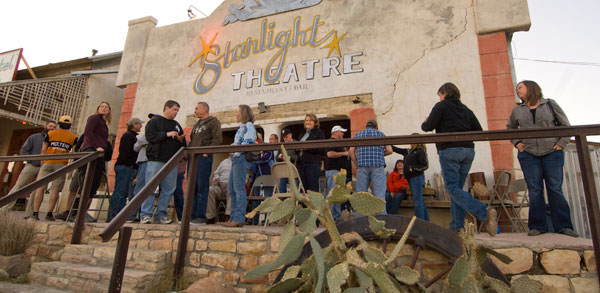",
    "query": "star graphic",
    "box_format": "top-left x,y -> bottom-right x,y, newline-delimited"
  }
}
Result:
188,33 -> 218,68
321,30 -> 347,58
